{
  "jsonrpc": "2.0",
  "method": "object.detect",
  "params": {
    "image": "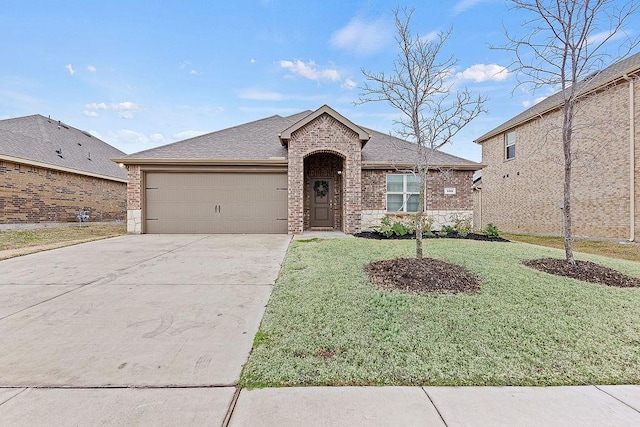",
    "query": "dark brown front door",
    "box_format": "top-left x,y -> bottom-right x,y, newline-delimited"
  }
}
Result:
310,178 -> 333,228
